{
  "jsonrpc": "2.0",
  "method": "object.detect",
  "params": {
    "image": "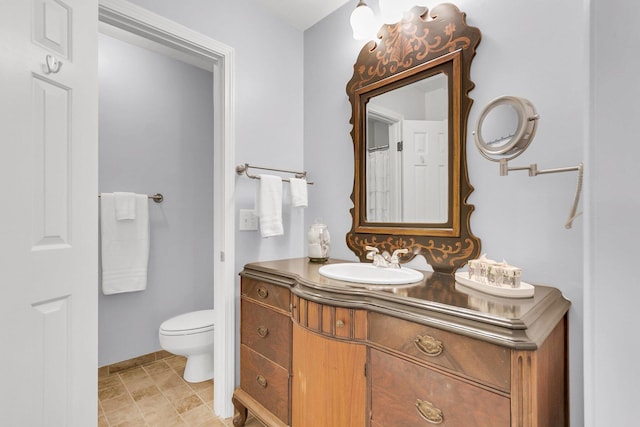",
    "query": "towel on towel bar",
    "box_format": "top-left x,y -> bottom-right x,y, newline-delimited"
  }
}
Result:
100,193 -> 150,295
289,177 -> 308,208
114,192 -> 137,220
257,174 -> 284,237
